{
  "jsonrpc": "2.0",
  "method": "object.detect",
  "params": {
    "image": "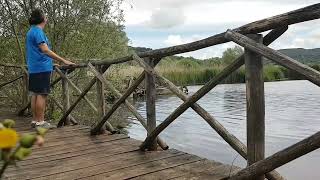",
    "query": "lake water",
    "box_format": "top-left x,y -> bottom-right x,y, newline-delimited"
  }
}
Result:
126,80 -> 320,180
